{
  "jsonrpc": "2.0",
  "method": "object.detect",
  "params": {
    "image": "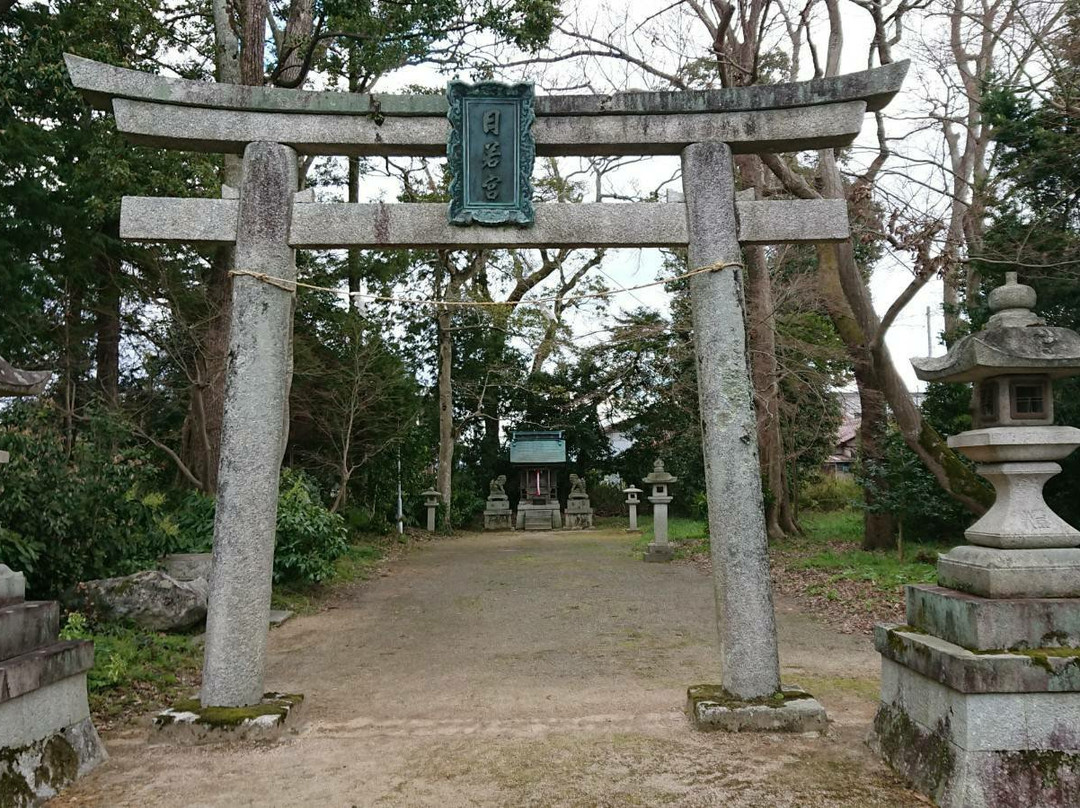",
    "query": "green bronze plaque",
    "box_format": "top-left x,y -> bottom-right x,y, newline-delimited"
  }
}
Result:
447,81 -> 535,226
